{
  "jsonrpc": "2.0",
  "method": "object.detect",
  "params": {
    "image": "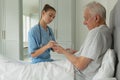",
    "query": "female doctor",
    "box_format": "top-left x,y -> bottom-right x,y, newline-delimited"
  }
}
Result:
28,4 -> 56,63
